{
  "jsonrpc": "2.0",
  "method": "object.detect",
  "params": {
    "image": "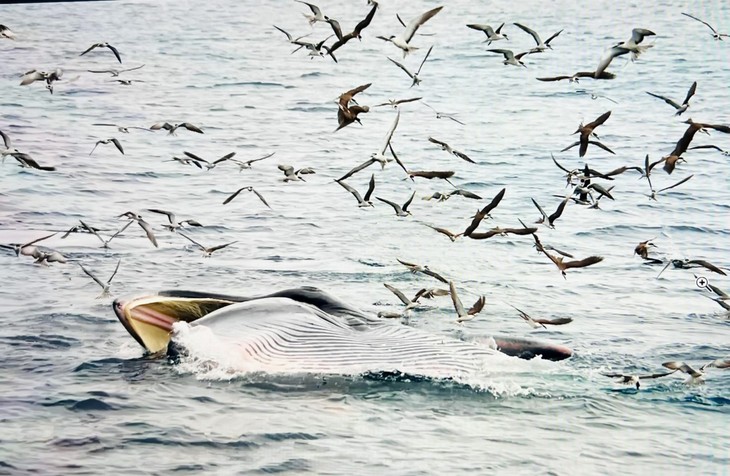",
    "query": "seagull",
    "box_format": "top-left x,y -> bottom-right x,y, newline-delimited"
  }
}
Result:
0,129 -> 12,156
273,25 -> 313,52
428,137 -> 475,163
297,1 -> 327,25
79,219 -> 132,248
662,361 -> 705,384
449,281 -> 486,323
657,258 -> 726,278
326,3 -> 377,56
89,138 -> 124,156
150,122 -> 204,135
183,151 -> 236,170
7,151 -> 56,171
377,191 -> 415,217
117,212 -> 158,248
20,68 -> 63,94
228,152 -> 275,171
92,123 -> 152,134
377,6 -> 443,58
602,370 -> 677,389
383,283 -> 419,310
279,164 -> 315,182
561,110 -> 614,157
337,174 -> 375,208
646,81 -> 697,116
1,24 -> 16,40
222,186 -> 271,208
647,174 -> 694,201
373,97 -> 422,108
60,222 -> 102,239
87,64 -> 145,76
615,28 -> 655,60
79,259 -> 121,298
396,258 -> 447,283
146,209 -> 203,231
387,45 -> 434,88
32,249 -> 68,266
487,48 -> 532,67
509,305 -> 573,329
688,144 -> 730,156
536,71 -> 617,82
463,188 -> 506,237
422,103 -> 465,125
178,232 -> 237,258
1,232 -> 57,257
702,358 -> 730,369
466,23 -> 508,44
682,13 -> 729,41
532,197 -> 568,229
512,23 -> 563,52
80,42 -> 122,63
369,109 -> 400,167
